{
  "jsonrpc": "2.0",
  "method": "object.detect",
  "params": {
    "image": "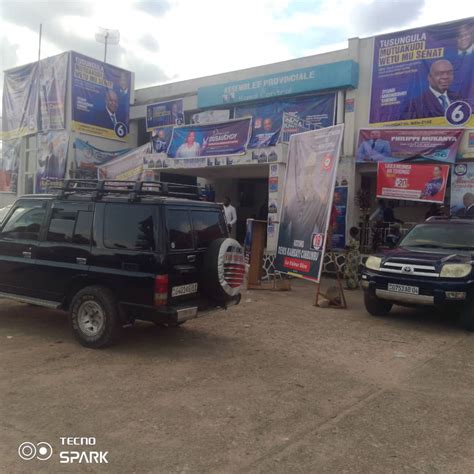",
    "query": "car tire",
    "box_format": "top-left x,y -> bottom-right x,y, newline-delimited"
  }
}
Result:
364,290 -> 392,316
459,301 -> 474,332
70,286 -> 122,348
200,237 -> 245,303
